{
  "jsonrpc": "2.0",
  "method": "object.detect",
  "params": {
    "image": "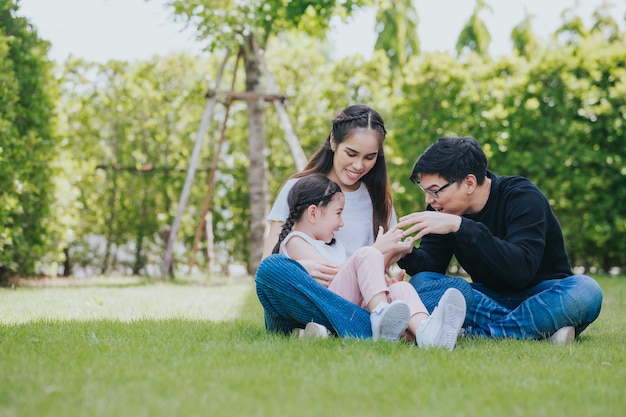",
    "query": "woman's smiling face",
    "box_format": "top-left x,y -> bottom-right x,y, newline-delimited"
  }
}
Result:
328,129 -> 379,191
